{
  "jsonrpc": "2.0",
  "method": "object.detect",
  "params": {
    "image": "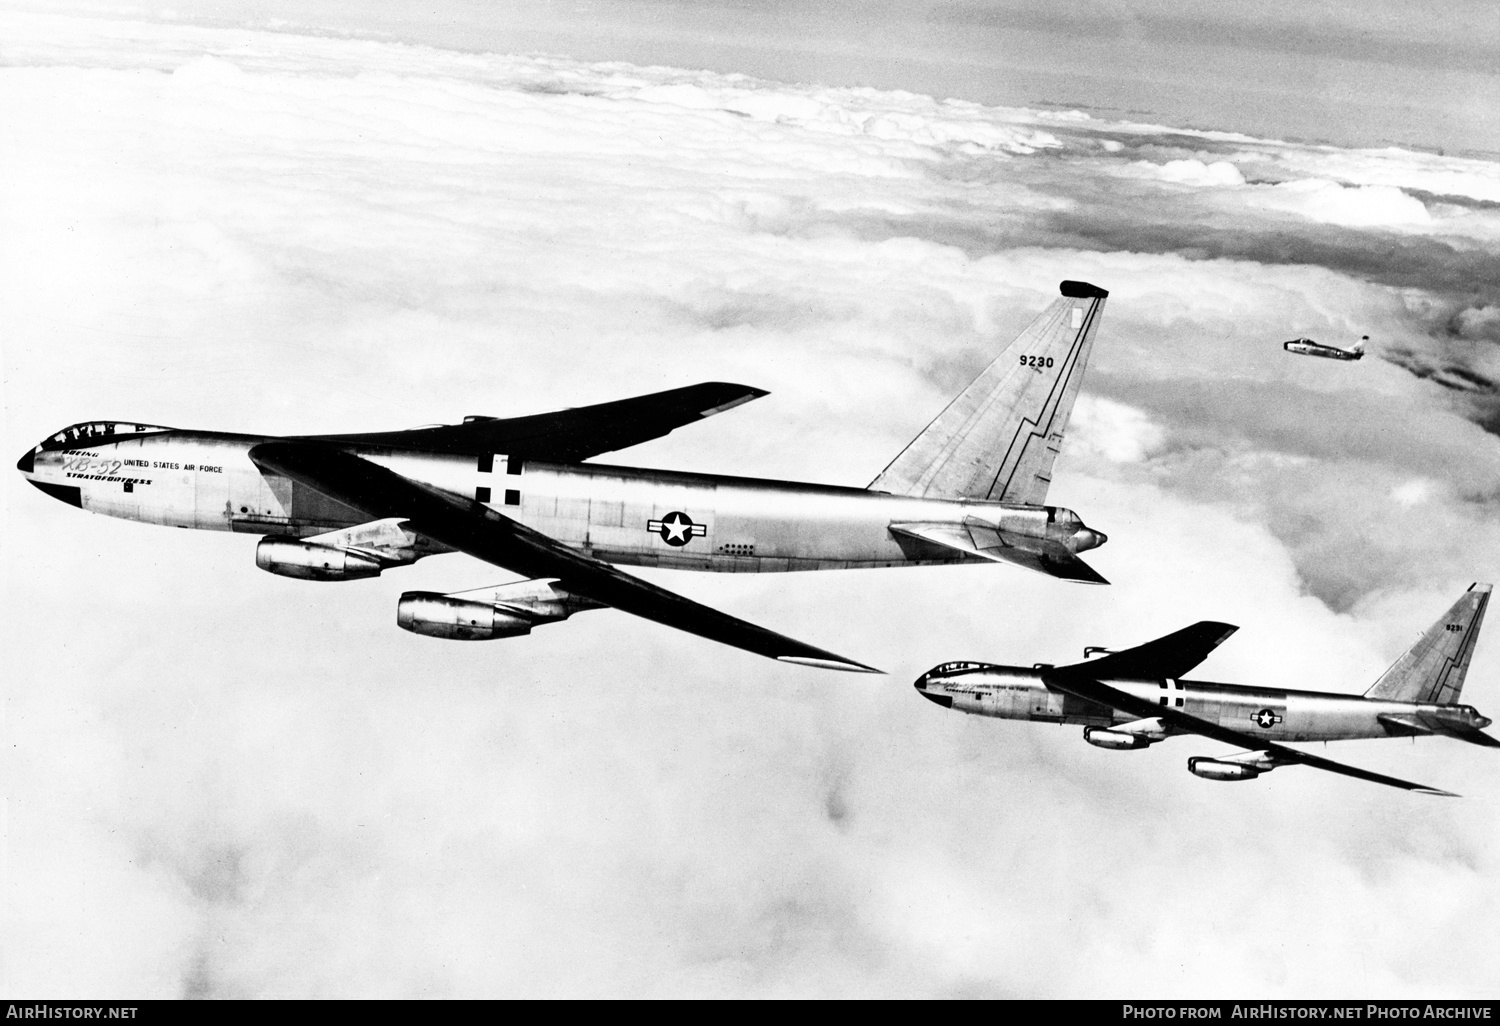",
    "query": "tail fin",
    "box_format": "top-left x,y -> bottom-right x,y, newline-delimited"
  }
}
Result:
1355,335 -> 1369,353
868,280 -> 1108,504
1364,583 -> 1491,705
